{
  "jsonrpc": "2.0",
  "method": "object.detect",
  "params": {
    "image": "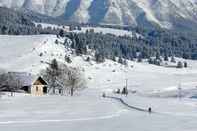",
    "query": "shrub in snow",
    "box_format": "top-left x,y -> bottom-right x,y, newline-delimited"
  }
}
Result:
86,57 -> 90,62
118,57 -> 123,64
39,52 -> 43,57
122,87 -> 128,96
112,70 -> 116,72
177,61 -> 183,68
164,53 -> 169,61
123,59 -> 128,66
55,39 -> 59,44
171,56 -> 176,63
58,29 -> 65,37
184,62 -> 188,68
65,55 -> 72,63
137,55 -> 142,62
95,51 -> 105,63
